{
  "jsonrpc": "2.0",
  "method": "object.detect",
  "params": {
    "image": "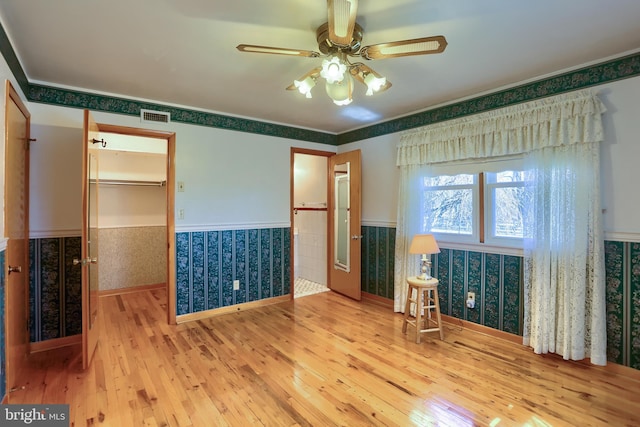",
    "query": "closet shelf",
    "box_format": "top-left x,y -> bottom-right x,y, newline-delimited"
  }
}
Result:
90,179 -> 166,187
